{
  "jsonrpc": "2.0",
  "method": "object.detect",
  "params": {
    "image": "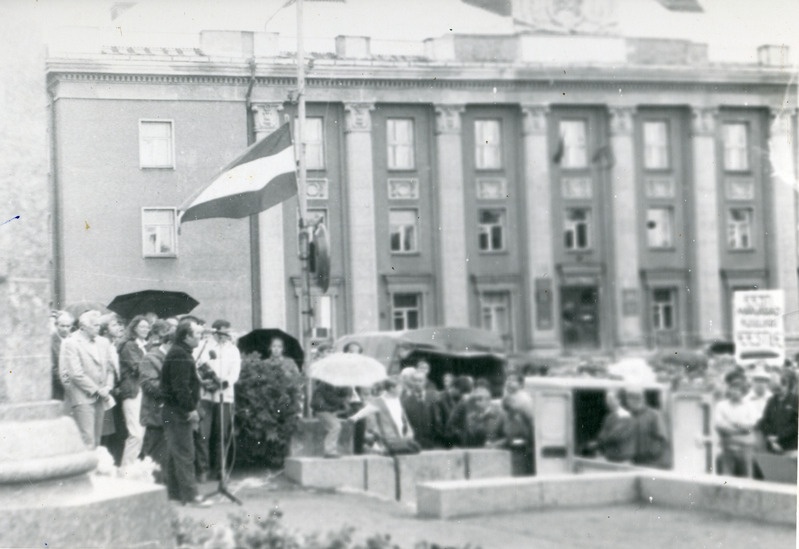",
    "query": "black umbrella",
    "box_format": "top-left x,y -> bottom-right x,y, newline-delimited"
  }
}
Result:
237,328 -> 304,366
107,289 -> 199,319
